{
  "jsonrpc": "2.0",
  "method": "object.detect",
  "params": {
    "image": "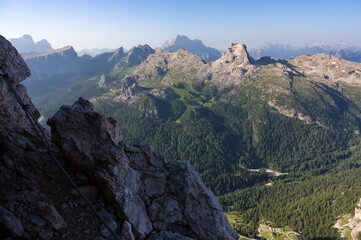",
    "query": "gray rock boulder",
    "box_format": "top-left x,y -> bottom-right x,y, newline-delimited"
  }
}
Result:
0,206 -> 24,238
37,201 -> 67,230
